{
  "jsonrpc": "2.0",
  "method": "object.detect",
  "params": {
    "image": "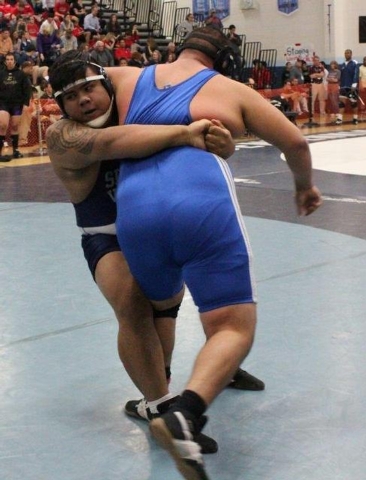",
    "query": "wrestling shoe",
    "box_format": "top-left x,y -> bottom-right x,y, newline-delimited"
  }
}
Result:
227,368 -> 265,391
125,397 -> 218,454
13,150 -> 24,159
150,410 -> 210,480
334,118 -> 343,125
352,118 -> 359,125
0,155 -> 12,162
